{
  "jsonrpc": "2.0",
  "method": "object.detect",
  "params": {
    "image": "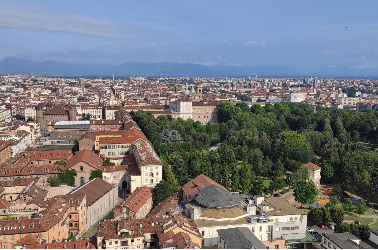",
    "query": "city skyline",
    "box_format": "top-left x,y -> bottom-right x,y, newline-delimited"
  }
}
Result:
1,1 -> 378,76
